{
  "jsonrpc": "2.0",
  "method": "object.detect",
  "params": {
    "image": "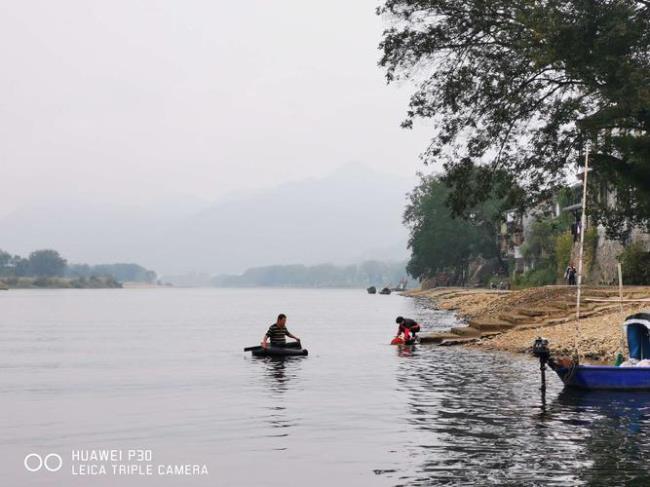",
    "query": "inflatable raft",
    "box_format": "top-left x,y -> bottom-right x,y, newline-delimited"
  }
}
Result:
244,341 -> 308,357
